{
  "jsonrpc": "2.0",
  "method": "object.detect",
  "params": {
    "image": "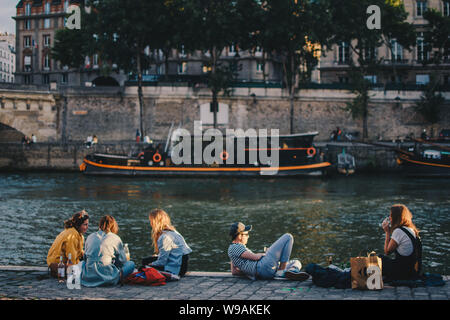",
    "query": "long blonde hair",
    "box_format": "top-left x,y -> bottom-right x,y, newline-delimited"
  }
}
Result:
149,209 -> 176,254
390,204 -> 420,238
98,215 -> 119,234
